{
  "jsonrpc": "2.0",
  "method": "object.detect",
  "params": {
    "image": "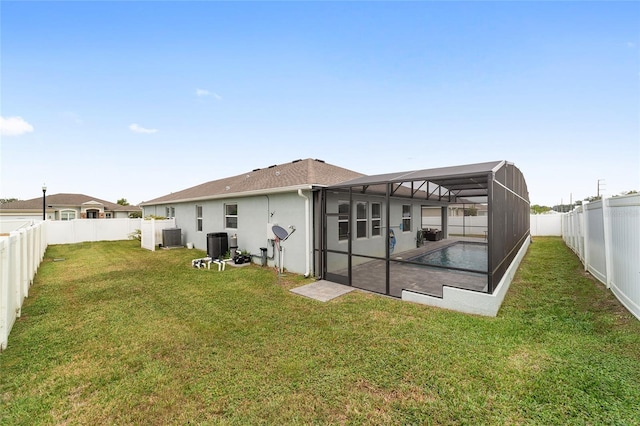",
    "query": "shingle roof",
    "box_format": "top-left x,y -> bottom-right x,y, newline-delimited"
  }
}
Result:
141,158 -> 364,205
0,194 -> 141,212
